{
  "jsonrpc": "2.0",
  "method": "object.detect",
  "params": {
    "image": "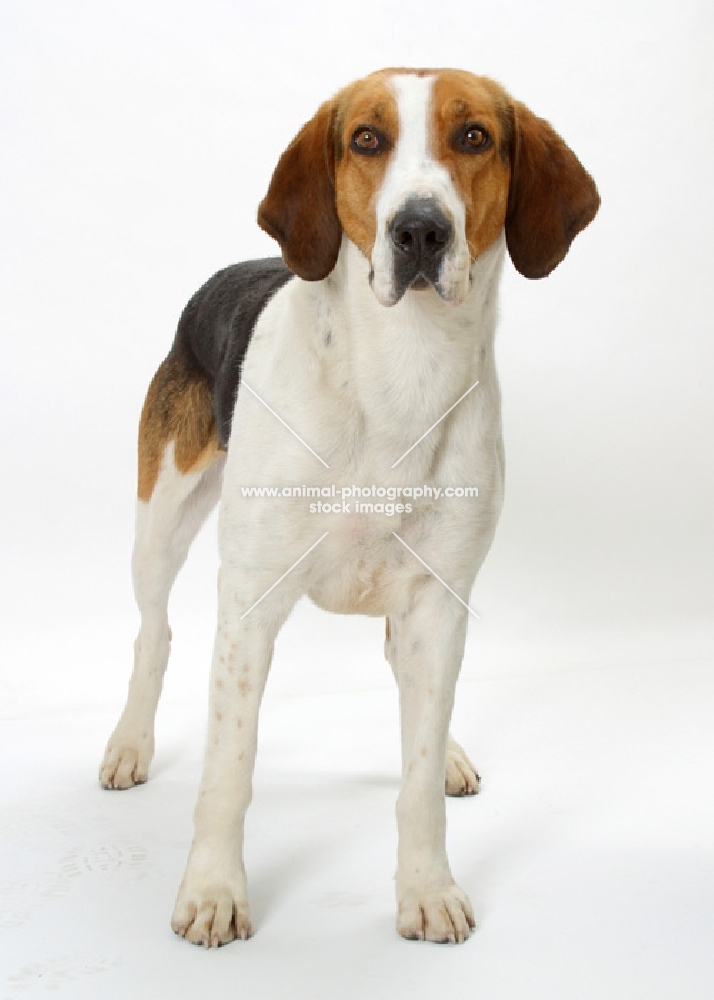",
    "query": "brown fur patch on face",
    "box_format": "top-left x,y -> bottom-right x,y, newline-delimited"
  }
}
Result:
431,71 -> 512,261
137,354 -> 221,502
332,73 -> 400,260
